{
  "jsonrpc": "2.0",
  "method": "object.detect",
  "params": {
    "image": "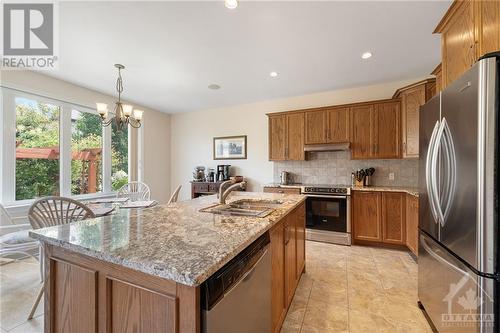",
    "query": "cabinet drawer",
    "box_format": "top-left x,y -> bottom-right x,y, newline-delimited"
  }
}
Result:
208,183 -> 219,192
193,183 -> 209,193
263,187 -> 301,195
